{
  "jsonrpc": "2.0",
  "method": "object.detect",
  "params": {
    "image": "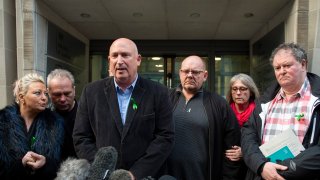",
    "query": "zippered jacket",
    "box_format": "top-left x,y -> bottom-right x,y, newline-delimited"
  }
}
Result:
241,73 -> 320,180
170,87 -> 242,179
